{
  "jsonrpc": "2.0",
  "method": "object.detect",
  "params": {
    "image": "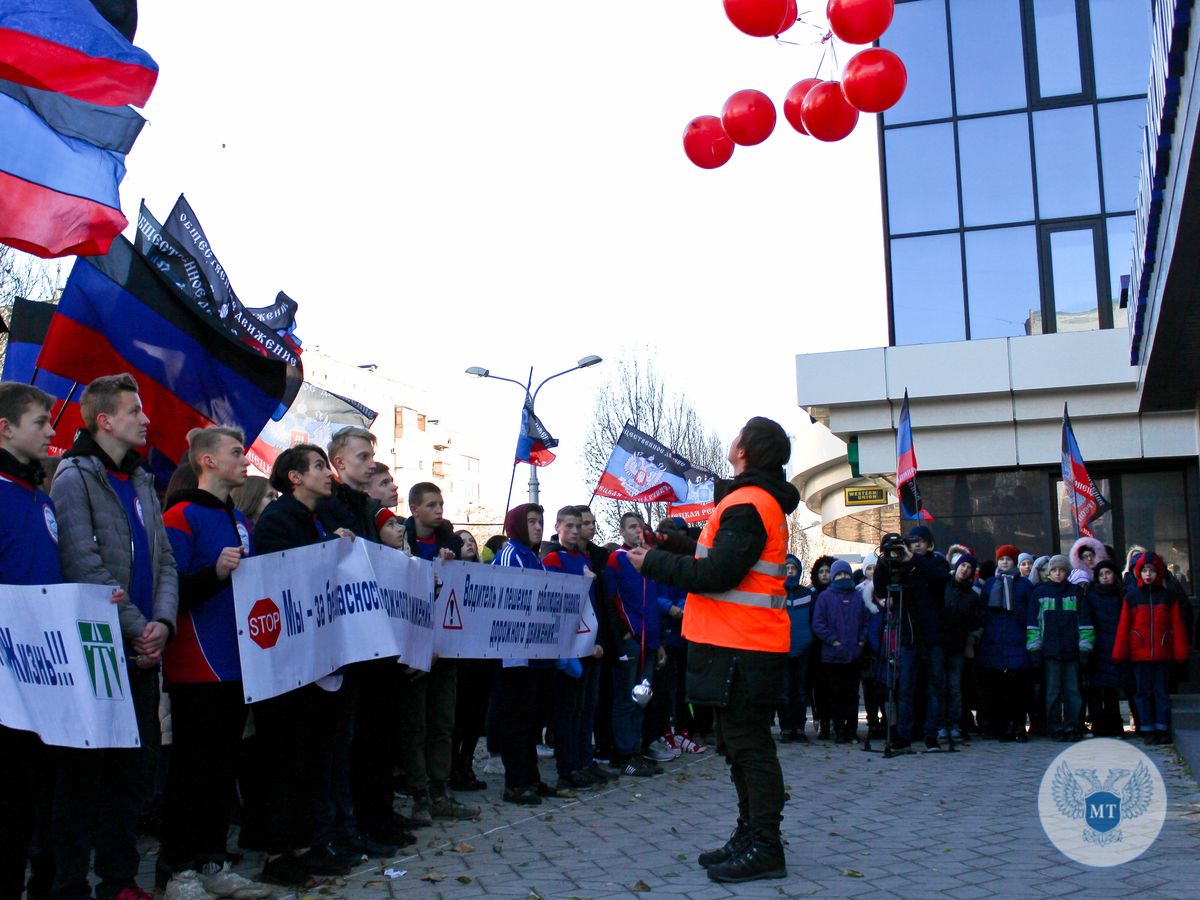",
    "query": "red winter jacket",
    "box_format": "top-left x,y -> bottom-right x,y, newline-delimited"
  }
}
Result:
1113,555 -> 1189,663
